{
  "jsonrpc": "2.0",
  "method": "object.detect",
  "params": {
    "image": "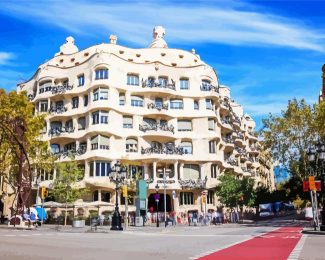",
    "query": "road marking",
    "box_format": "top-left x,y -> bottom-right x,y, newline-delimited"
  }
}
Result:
287,234 -> 307,260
